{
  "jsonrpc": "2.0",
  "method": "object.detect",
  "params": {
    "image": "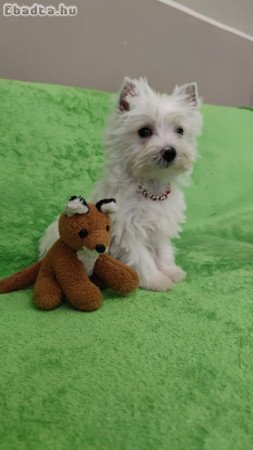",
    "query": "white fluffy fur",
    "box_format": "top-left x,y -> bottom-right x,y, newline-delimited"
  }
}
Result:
77,248 -> 100,277
39,77 -> 202,291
